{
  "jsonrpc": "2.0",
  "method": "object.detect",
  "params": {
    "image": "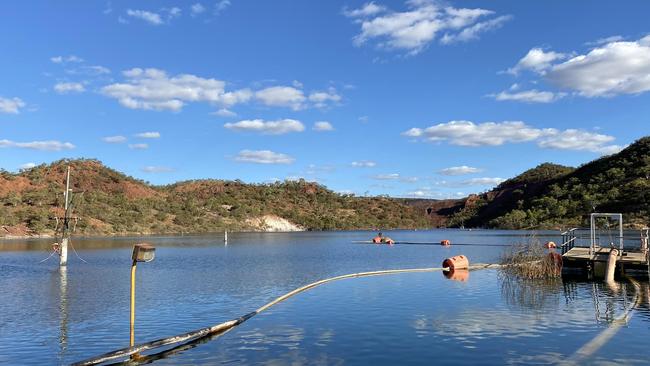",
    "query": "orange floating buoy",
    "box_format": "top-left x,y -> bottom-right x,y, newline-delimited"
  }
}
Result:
372,237 -> 382,244
545,241 -> 557,249
442,255 -> 469,270
443,269 -> 470,282
440,239 -> 451,246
